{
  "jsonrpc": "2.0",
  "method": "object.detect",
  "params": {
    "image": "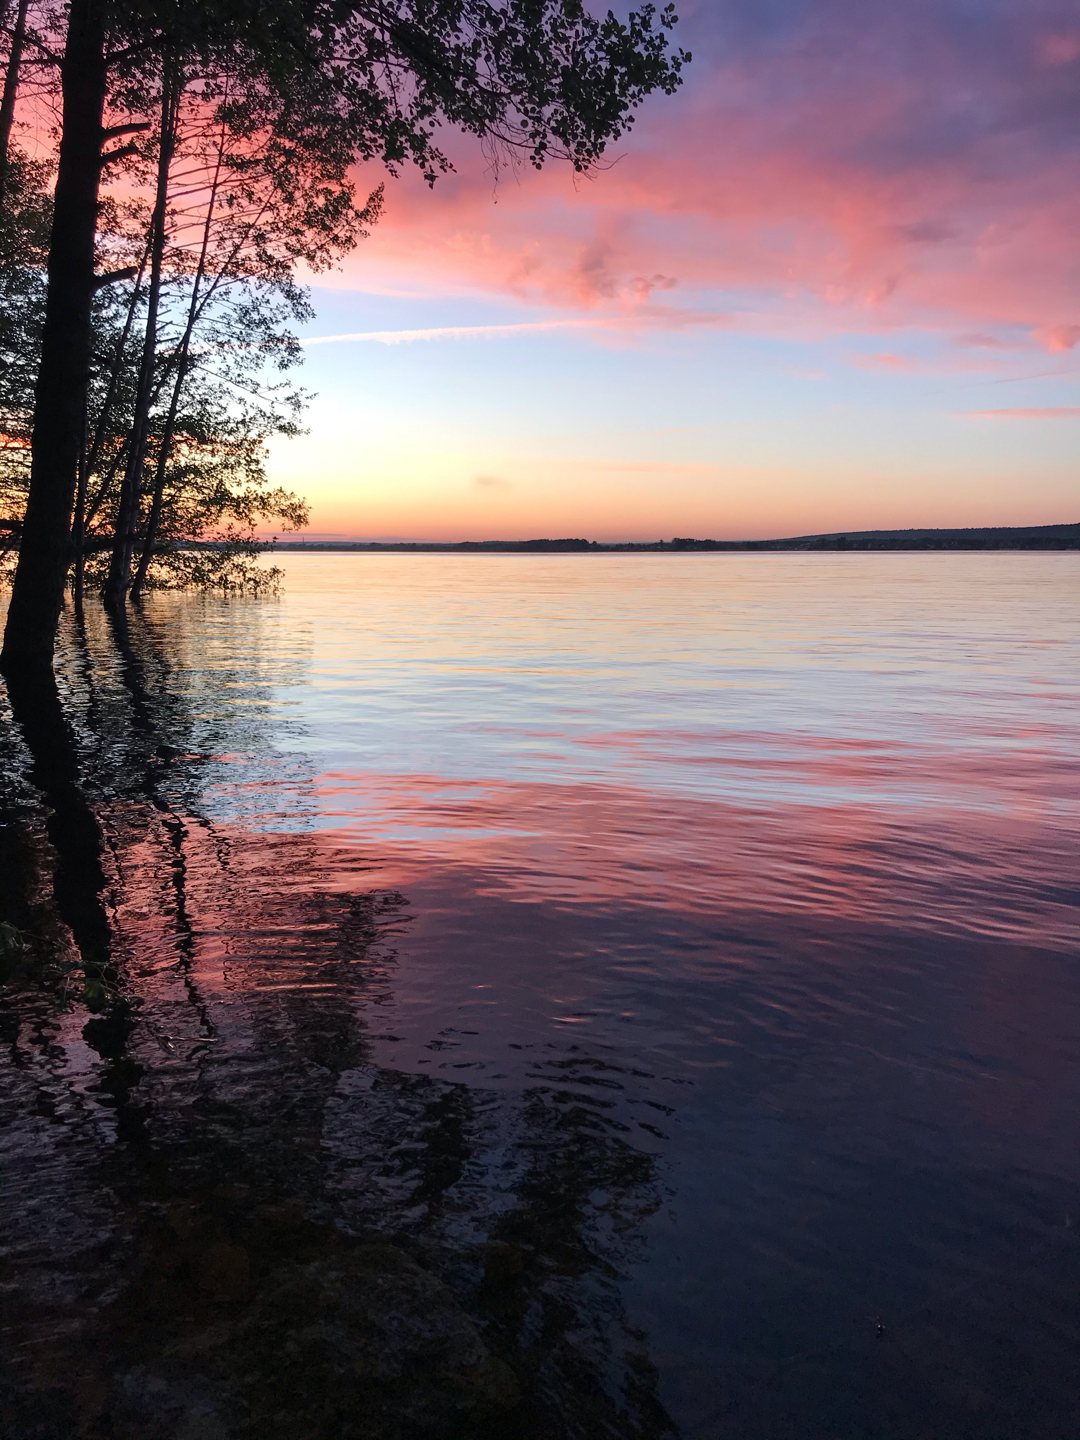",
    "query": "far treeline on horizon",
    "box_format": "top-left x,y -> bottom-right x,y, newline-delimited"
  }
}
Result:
269,523 -> 1080,553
